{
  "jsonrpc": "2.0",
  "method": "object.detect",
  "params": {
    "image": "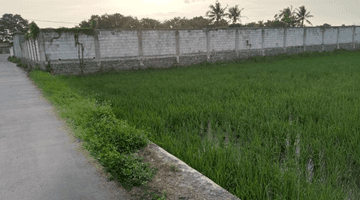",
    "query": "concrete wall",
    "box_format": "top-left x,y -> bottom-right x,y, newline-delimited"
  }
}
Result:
10,47 -> 14,57
12,33 -> 44,70
13,26 -> 360,75
13,33 -> 26,58
42,31 -> 96,60
99,30 -> 138,58
0,47 -> 10,54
